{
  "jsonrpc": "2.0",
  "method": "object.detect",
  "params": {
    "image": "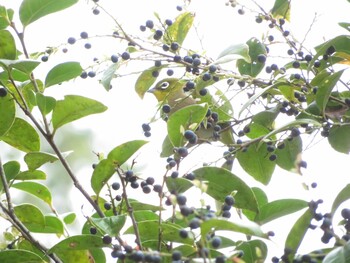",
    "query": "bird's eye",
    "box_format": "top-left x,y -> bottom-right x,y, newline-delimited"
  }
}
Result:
160,82 -> 170,90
